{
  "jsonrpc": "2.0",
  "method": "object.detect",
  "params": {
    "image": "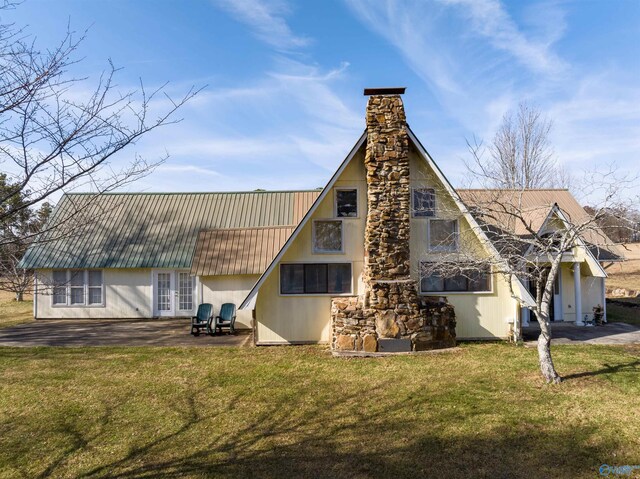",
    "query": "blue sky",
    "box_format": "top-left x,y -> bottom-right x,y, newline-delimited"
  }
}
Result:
5,0 -> 640,201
